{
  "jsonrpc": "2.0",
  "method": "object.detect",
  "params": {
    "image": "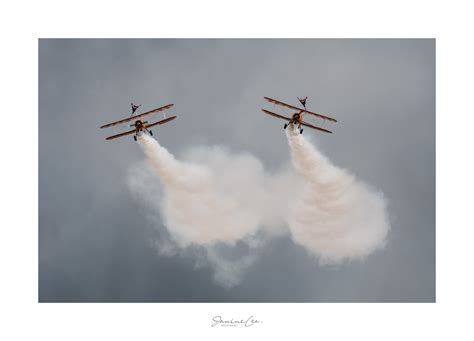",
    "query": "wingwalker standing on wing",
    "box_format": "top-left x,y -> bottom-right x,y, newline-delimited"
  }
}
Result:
130,102 -> 141,116
297,96 -> 307,109
100,102 -> 176,141
262,96 -> 337,134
